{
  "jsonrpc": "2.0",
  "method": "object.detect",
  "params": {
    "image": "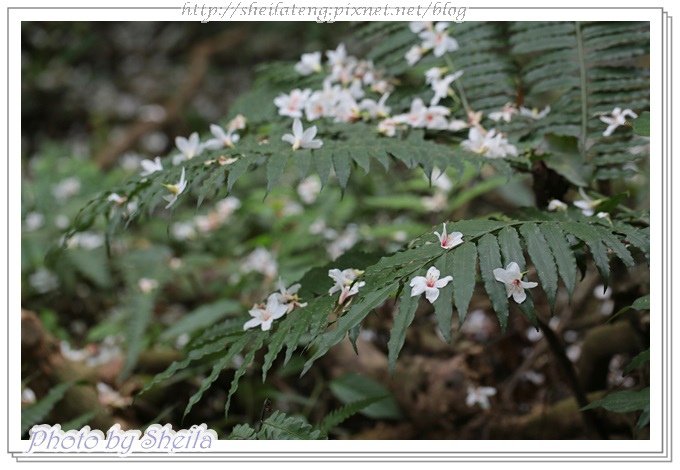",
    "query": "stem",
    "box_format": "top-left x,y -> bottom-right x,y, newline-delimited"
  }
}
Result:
575,21 -> 589,162
537,317 -> 610,439
443,53 -> 471,114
